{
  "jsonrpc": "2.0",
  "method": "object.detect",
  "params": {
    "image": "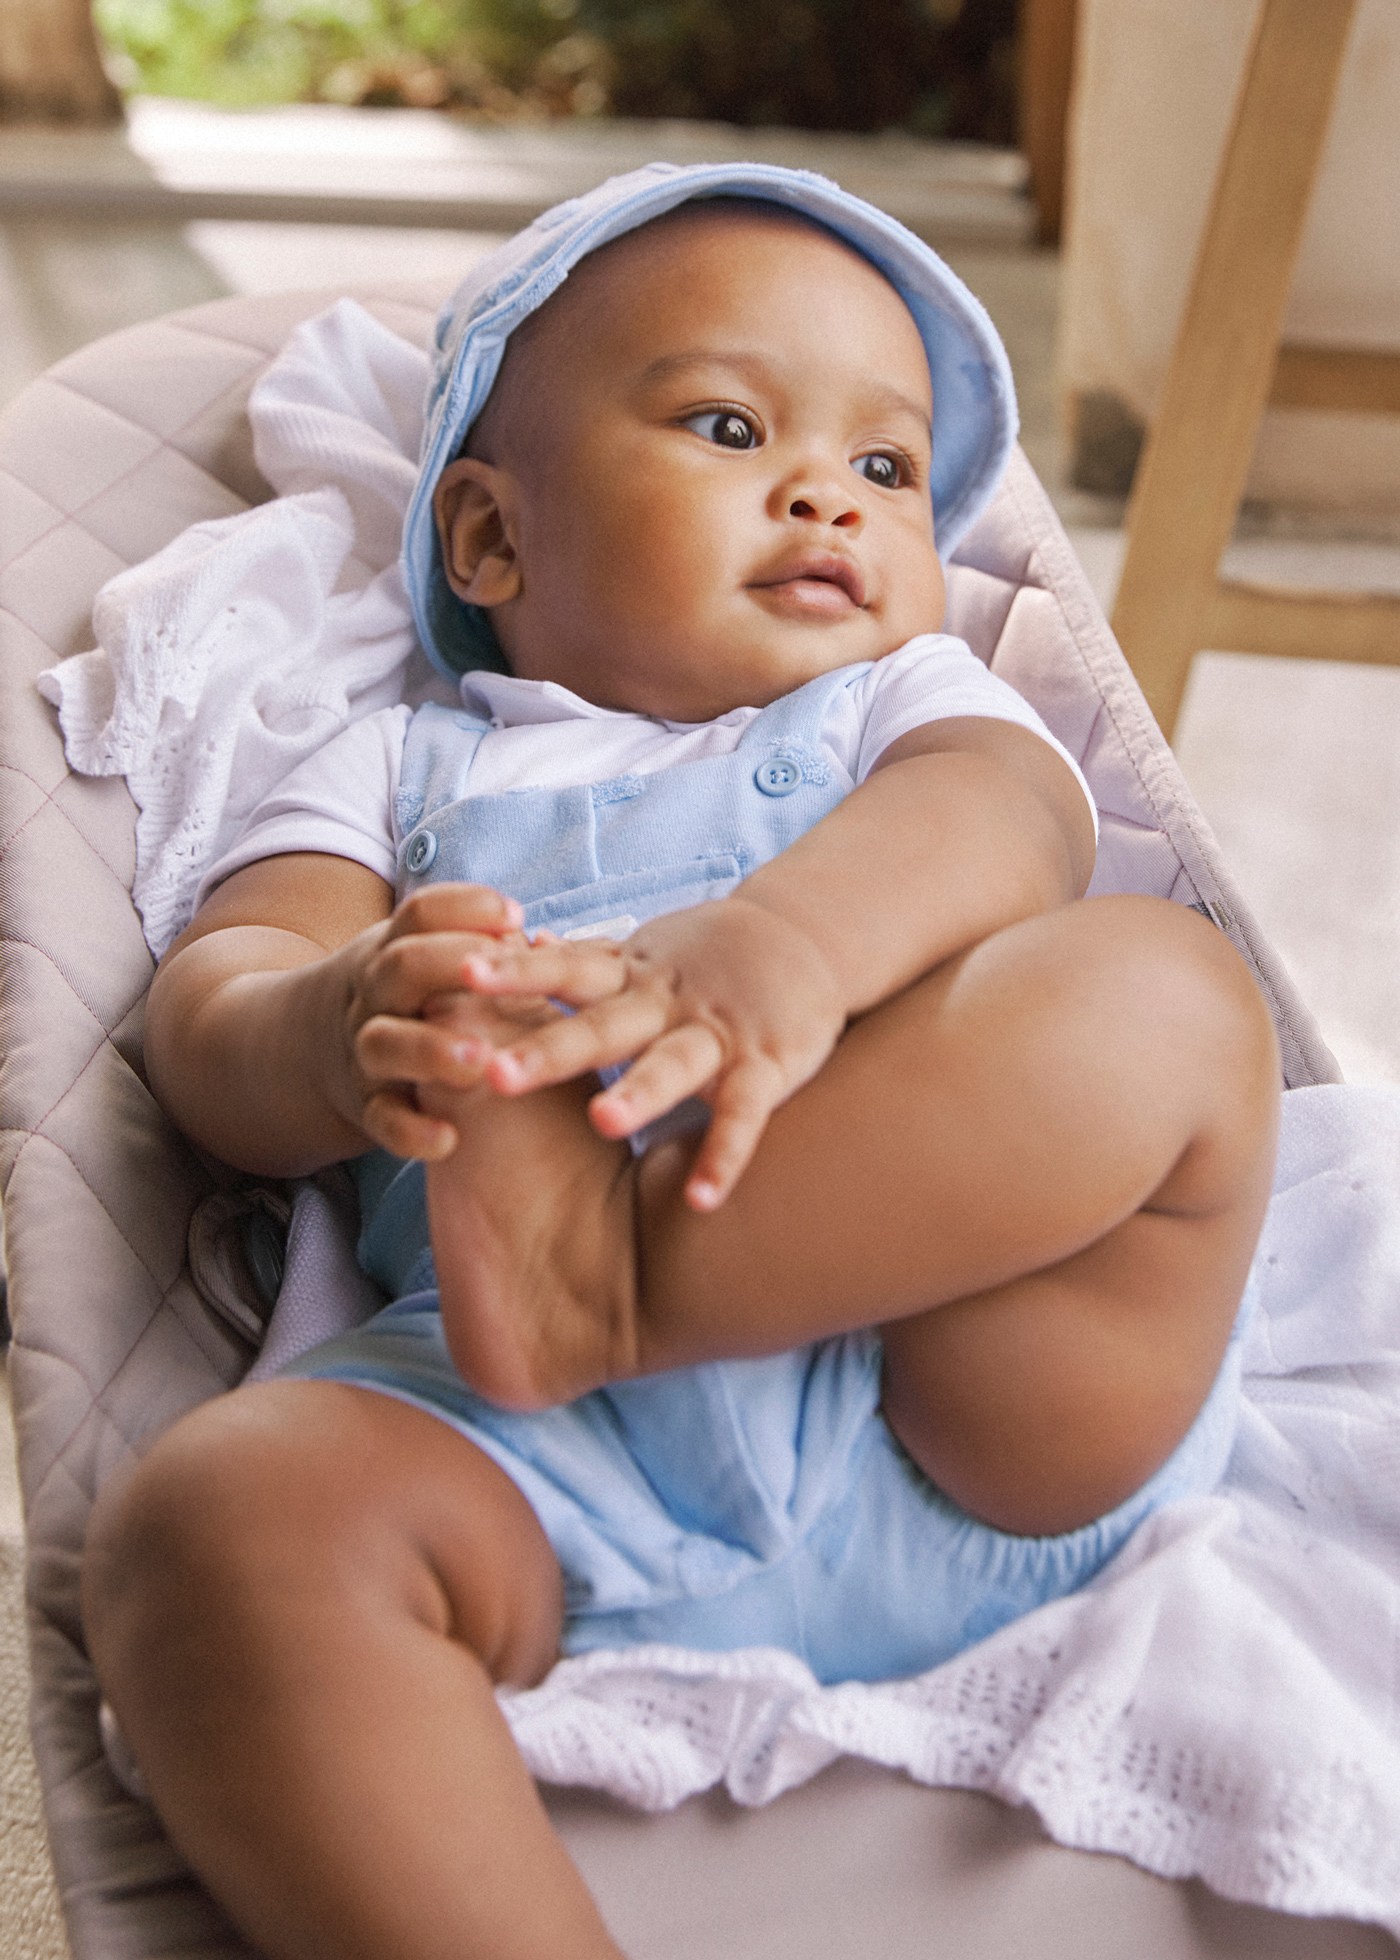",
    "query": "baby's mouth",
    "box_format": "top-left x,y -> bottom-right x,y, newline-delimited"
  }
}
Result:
750,553 -> 867,616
